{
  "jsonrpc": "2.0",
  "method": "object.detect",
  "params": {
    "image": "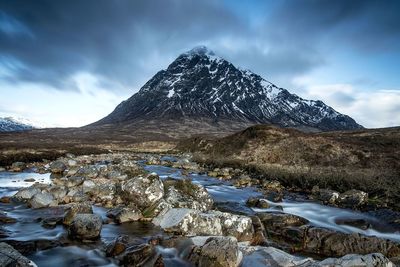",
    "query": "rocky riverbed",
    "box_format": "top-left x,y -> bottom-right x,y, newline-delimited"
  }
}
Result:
0,153 -> 399,266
